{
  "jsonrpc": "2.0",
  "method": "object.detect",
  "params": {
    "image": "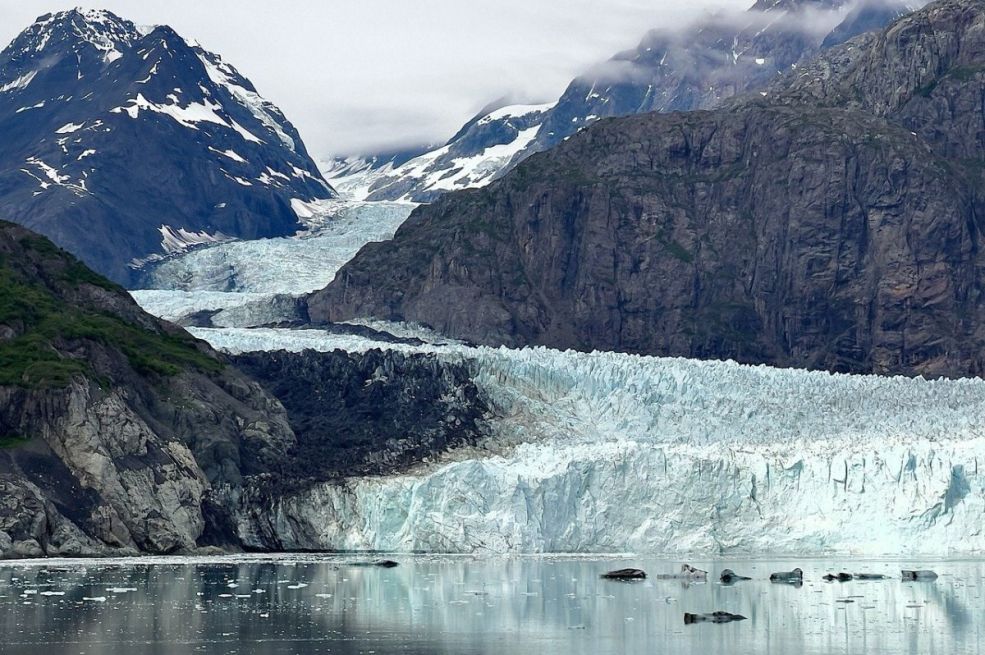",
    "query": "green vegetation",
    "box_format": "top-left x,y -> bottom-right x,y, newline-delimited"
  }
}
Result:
0,238 -> 221,389
0,434 -> 30,450
19,235 -> 121,292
